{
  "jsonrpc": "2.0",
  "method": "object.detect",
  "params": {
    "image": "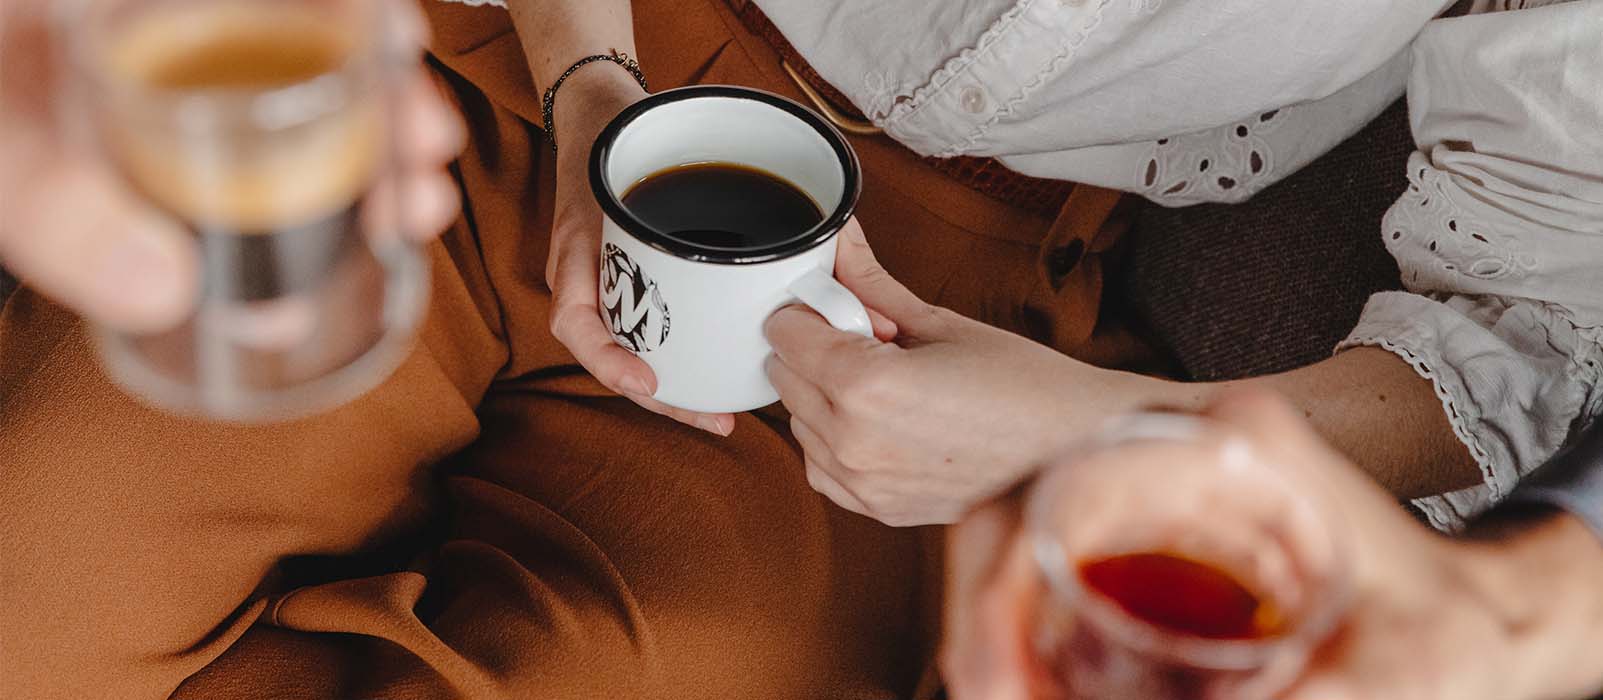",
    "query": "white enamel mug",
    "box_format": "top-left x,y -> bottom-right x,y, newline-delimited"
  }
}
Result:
589,86 -> 872,414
